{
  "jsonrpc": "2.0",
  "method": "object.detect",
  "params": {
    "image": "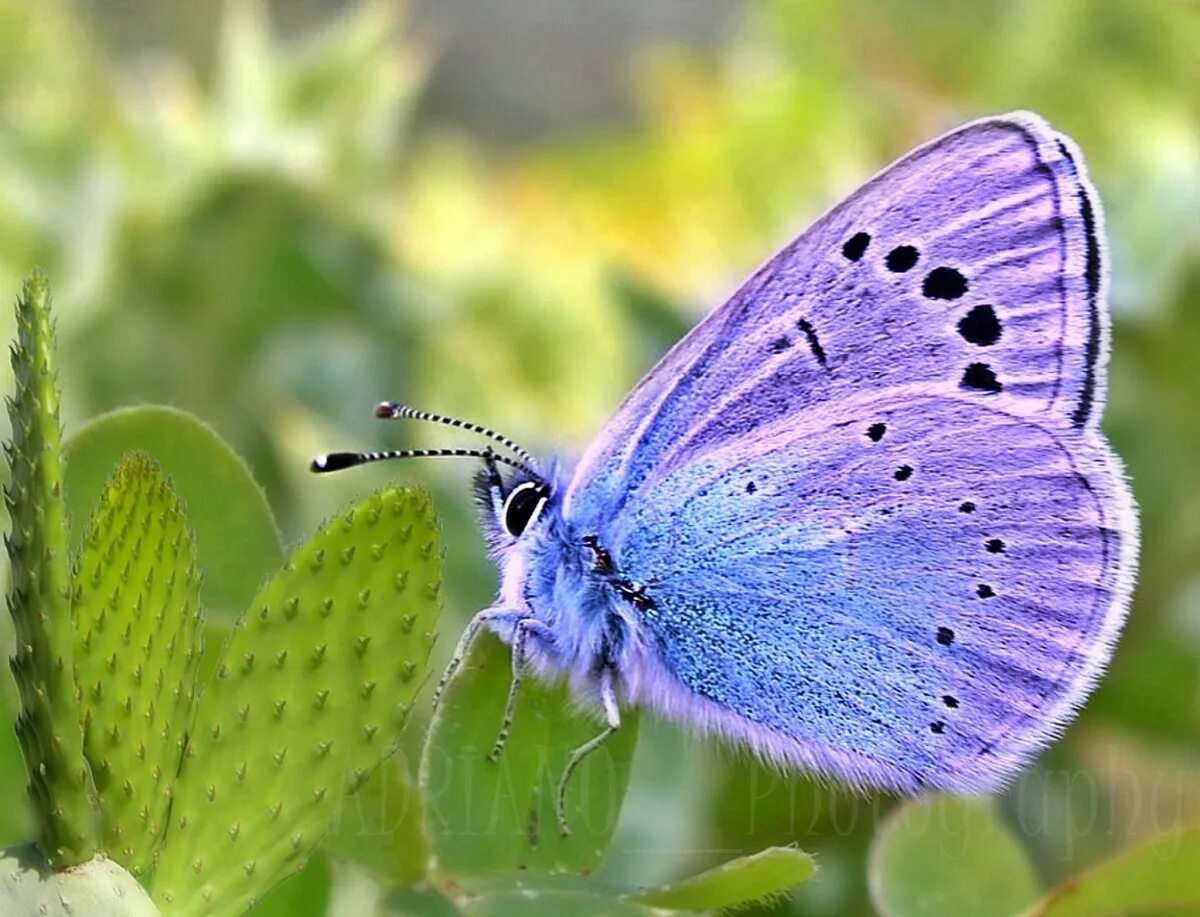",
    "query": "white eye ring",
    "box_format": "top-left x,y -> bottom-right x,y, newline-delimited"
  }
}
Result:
501,482 -> 549,538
